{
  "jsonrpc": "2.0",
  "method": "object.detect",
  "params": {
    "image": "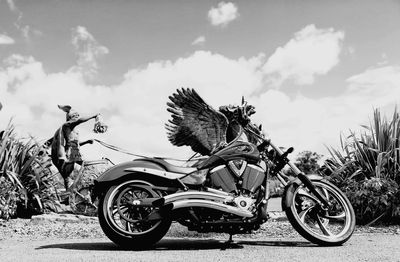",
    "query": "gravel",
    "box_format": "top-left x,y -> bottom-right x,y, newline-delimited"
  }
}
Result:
1,213 -> 399,241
